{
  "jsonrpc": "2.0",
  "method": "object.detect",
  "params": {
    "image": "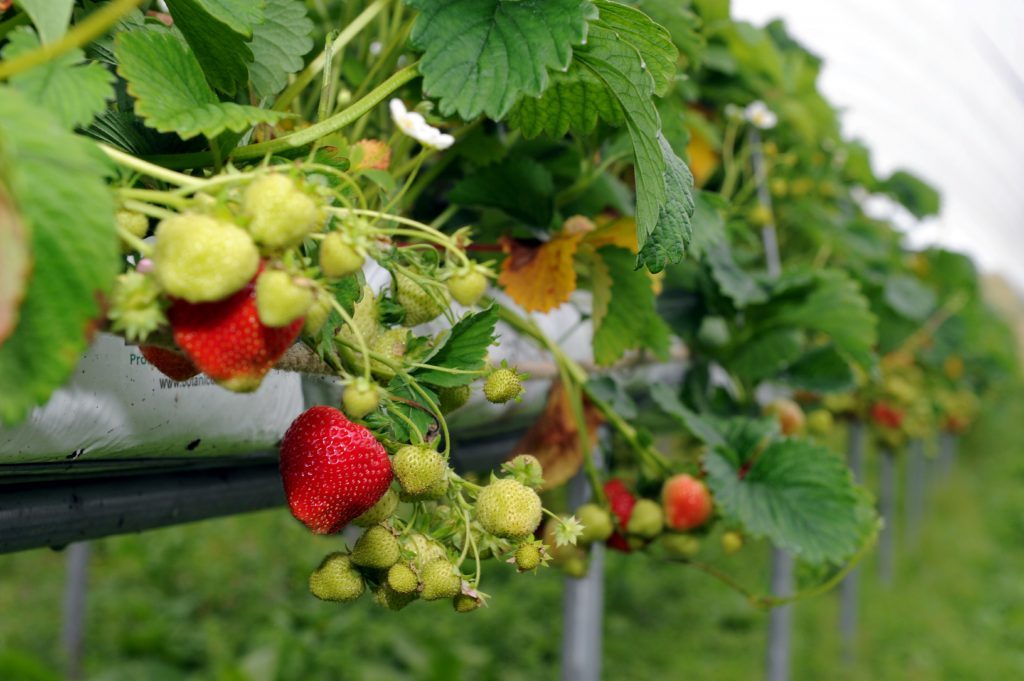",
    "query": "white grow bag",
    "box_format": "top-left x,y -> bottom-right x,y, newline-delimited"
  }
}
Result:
0,333 -> 304,465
